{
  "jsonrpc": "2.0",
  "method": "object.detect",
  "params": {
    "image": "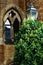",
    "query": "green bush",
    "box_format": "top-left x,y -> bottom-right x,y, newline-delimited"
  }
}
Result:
14,19 -> 43,65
